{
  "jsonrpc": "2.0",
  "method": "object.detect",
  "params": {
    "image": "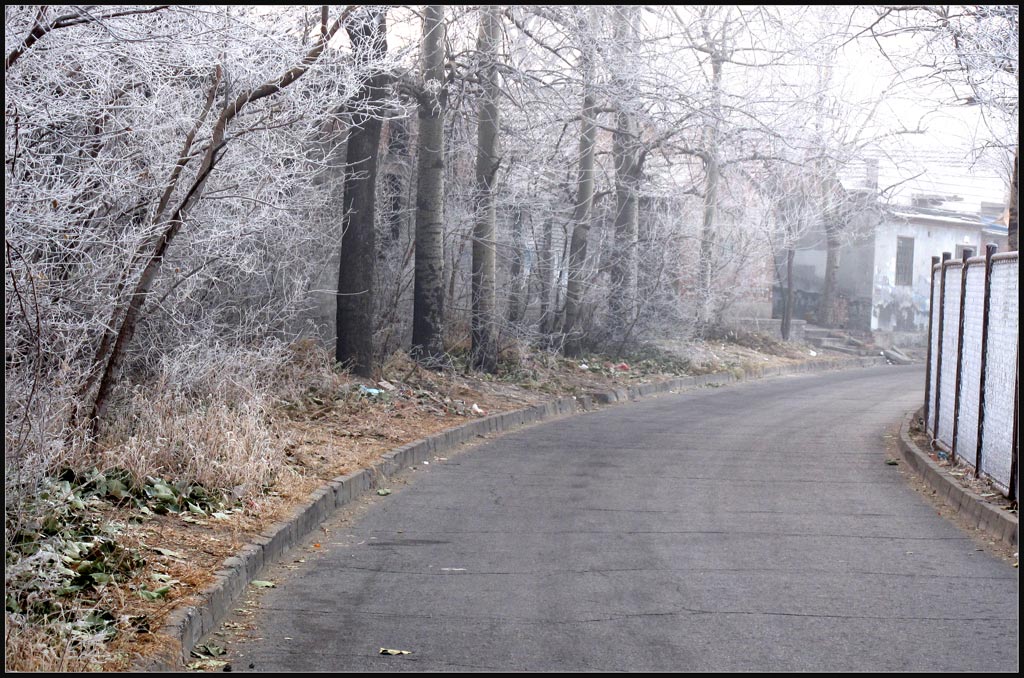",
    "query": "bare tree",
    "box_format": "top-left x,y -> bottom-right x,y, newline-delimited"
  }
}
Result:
607,5 -> 641,340
337,7 -> 389,378
411,5 -> 448,362
561,6 -> 601,357
471,5 -> 502,372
